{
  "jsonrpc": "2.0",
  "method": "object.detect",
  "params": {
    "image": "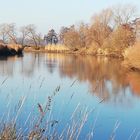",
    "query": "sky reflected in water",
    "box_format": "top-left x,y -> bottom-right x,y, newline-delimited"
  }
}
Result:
0,53 -> 140,139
